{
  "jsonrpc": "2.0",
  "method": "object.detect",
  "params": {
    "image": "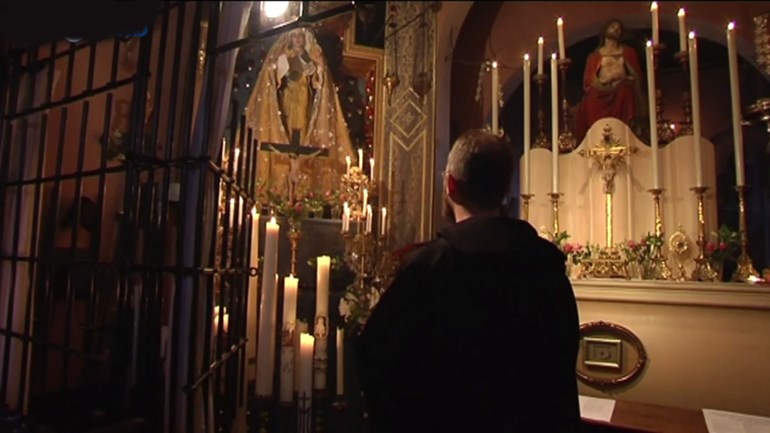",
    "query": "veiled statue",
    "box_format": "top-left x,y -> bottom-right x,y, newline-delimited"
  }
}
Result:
246,27 -> 354,197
